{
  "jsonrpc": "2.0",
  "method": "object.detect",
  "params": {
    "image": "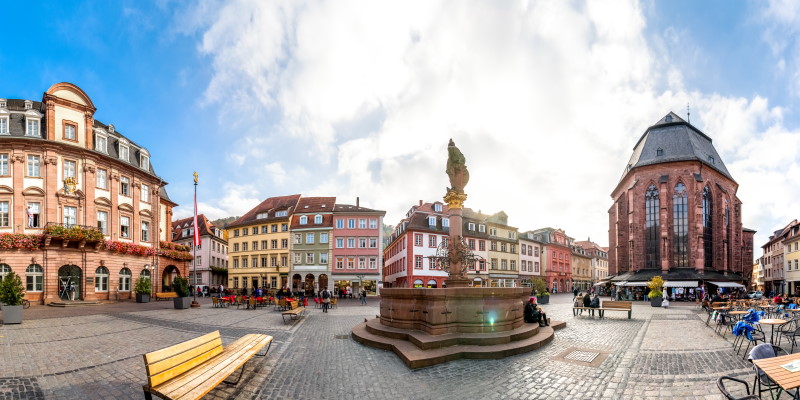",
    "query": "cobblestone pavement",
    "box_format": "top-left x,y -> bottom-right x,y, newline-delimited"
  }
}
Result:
0,294 -> 783,399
